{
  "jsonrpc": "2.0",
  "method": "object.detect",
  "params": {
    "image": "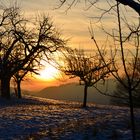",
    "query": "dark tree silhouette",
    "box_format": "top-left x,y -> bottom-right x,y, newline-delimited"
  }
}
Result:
13,66 -> 39,99
0,6 -> 66,99
57,0 -> 139,139
11,42 -> 41,99
59,48 -> 112,107
90,2 -> 140,139
13,71 -> 28,99
111,59 -> 140,107
111,79 -> 140,107
57,0 -> 140,15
